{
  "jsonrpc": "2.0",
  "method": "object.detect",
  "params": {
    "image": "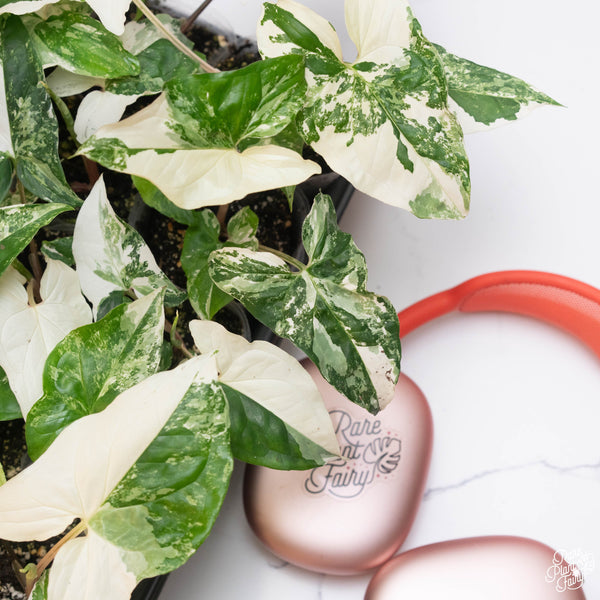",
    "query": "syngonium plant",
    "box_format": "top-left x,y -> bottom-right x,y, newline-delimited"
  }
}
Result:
0,0 -> 557,598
